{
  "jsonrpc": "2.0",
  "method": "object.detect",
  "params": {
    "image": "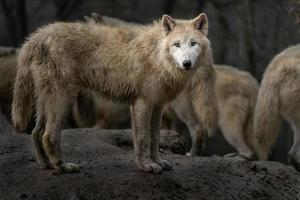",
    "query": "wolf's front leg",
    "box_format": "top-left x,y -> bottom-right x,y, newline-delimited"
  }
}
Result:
186,123 -> 208,156
149,105 -> 172,170
131,99 -> 163,174
171,98 -> 208,157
